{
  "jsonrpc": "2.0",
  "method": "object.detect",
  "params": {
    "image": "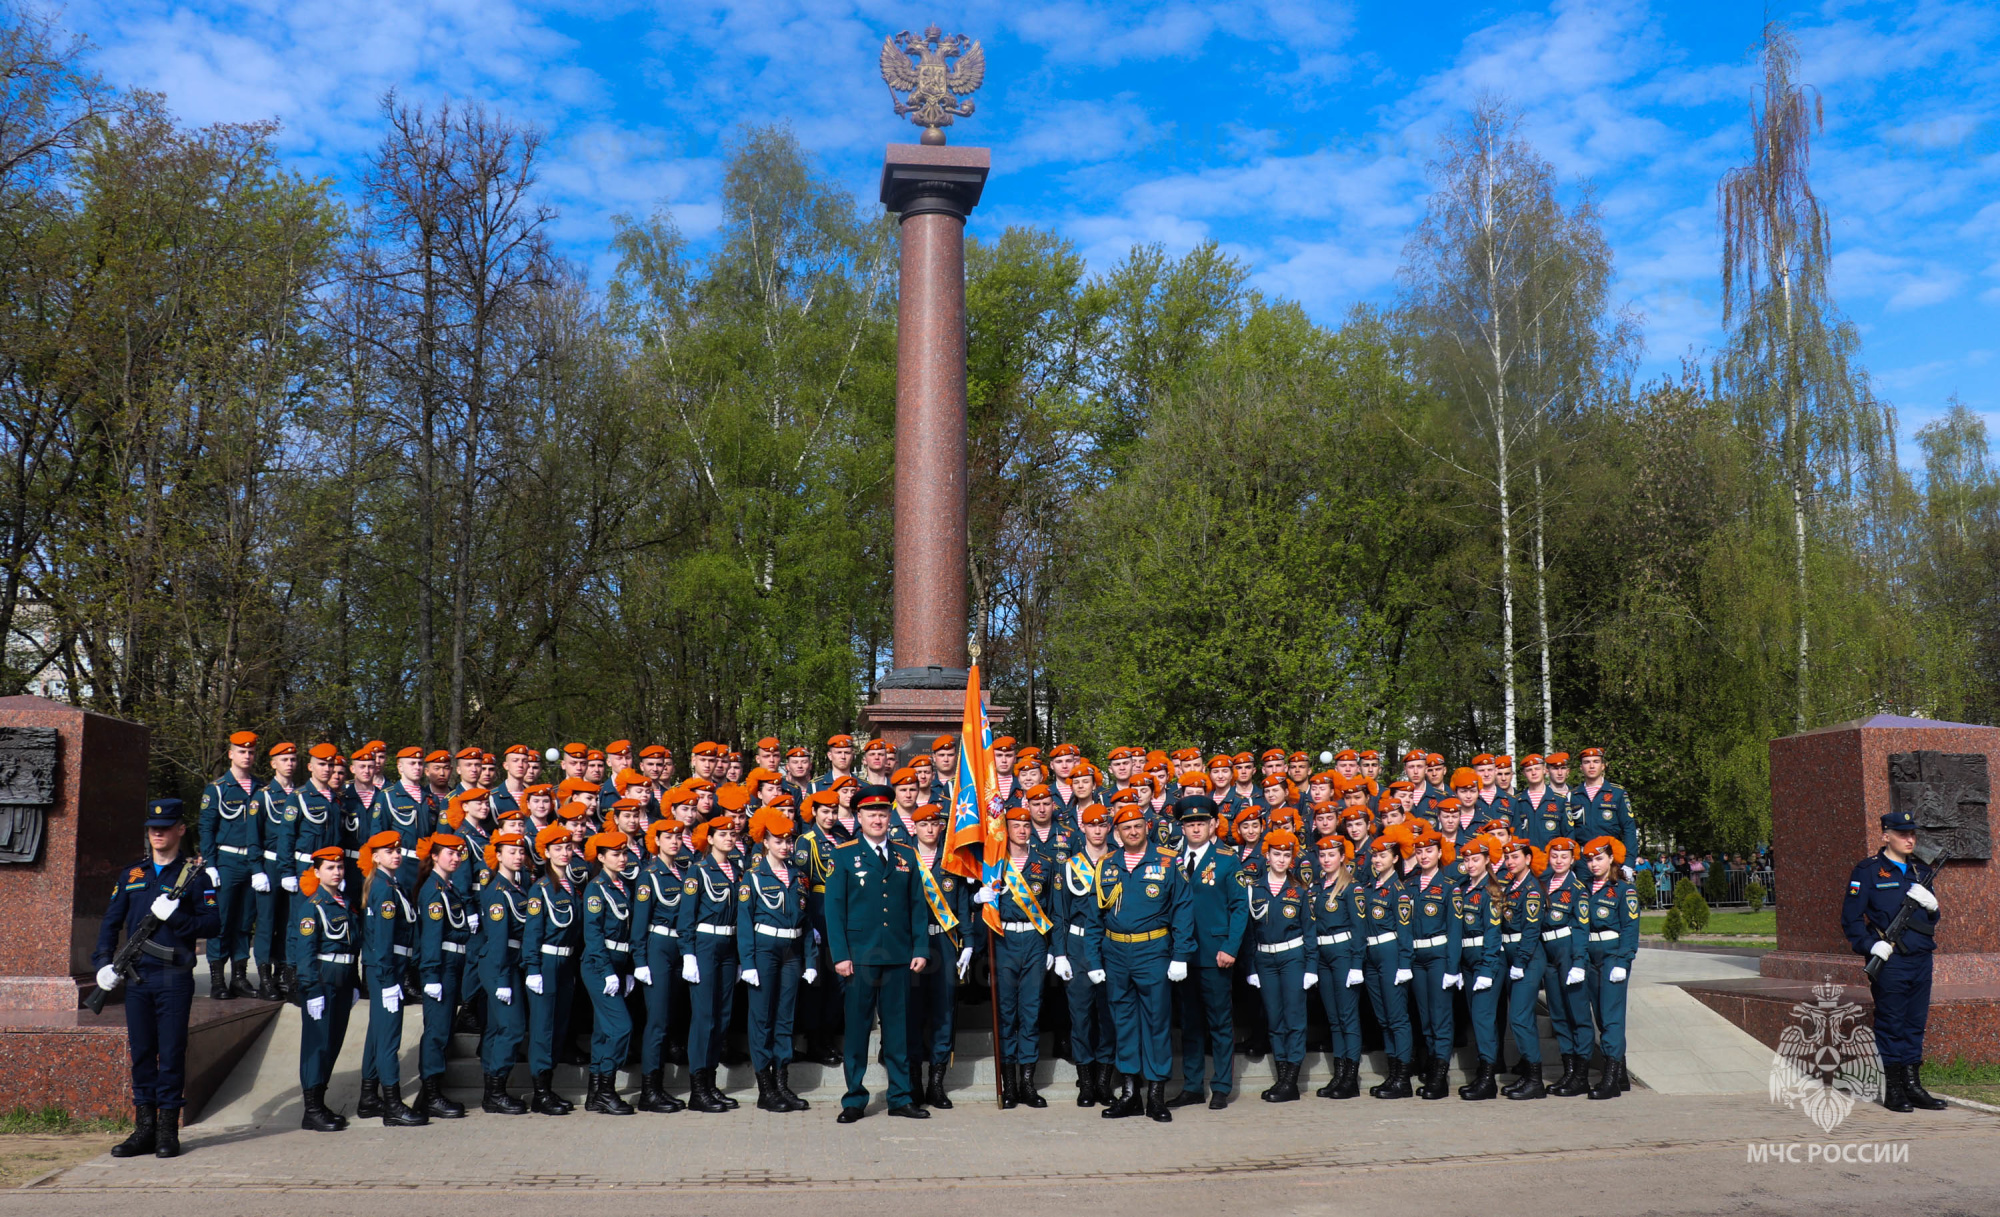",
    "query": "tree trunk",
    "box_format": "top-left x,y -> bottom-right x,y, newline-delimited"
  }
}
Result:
1781,263 -> 1808,731
1534,462 -> 1553,752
